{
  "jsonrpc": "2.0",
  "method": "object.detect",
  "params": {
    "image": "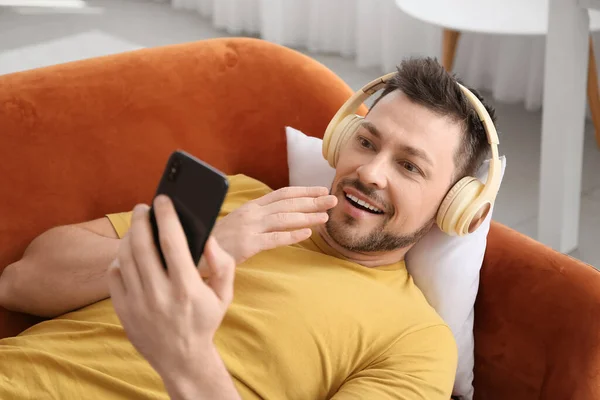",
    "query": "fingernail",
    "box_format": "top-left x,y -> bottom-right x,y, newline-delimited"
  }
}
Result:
133,204 -> 146,214
155,195 -> 169,206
